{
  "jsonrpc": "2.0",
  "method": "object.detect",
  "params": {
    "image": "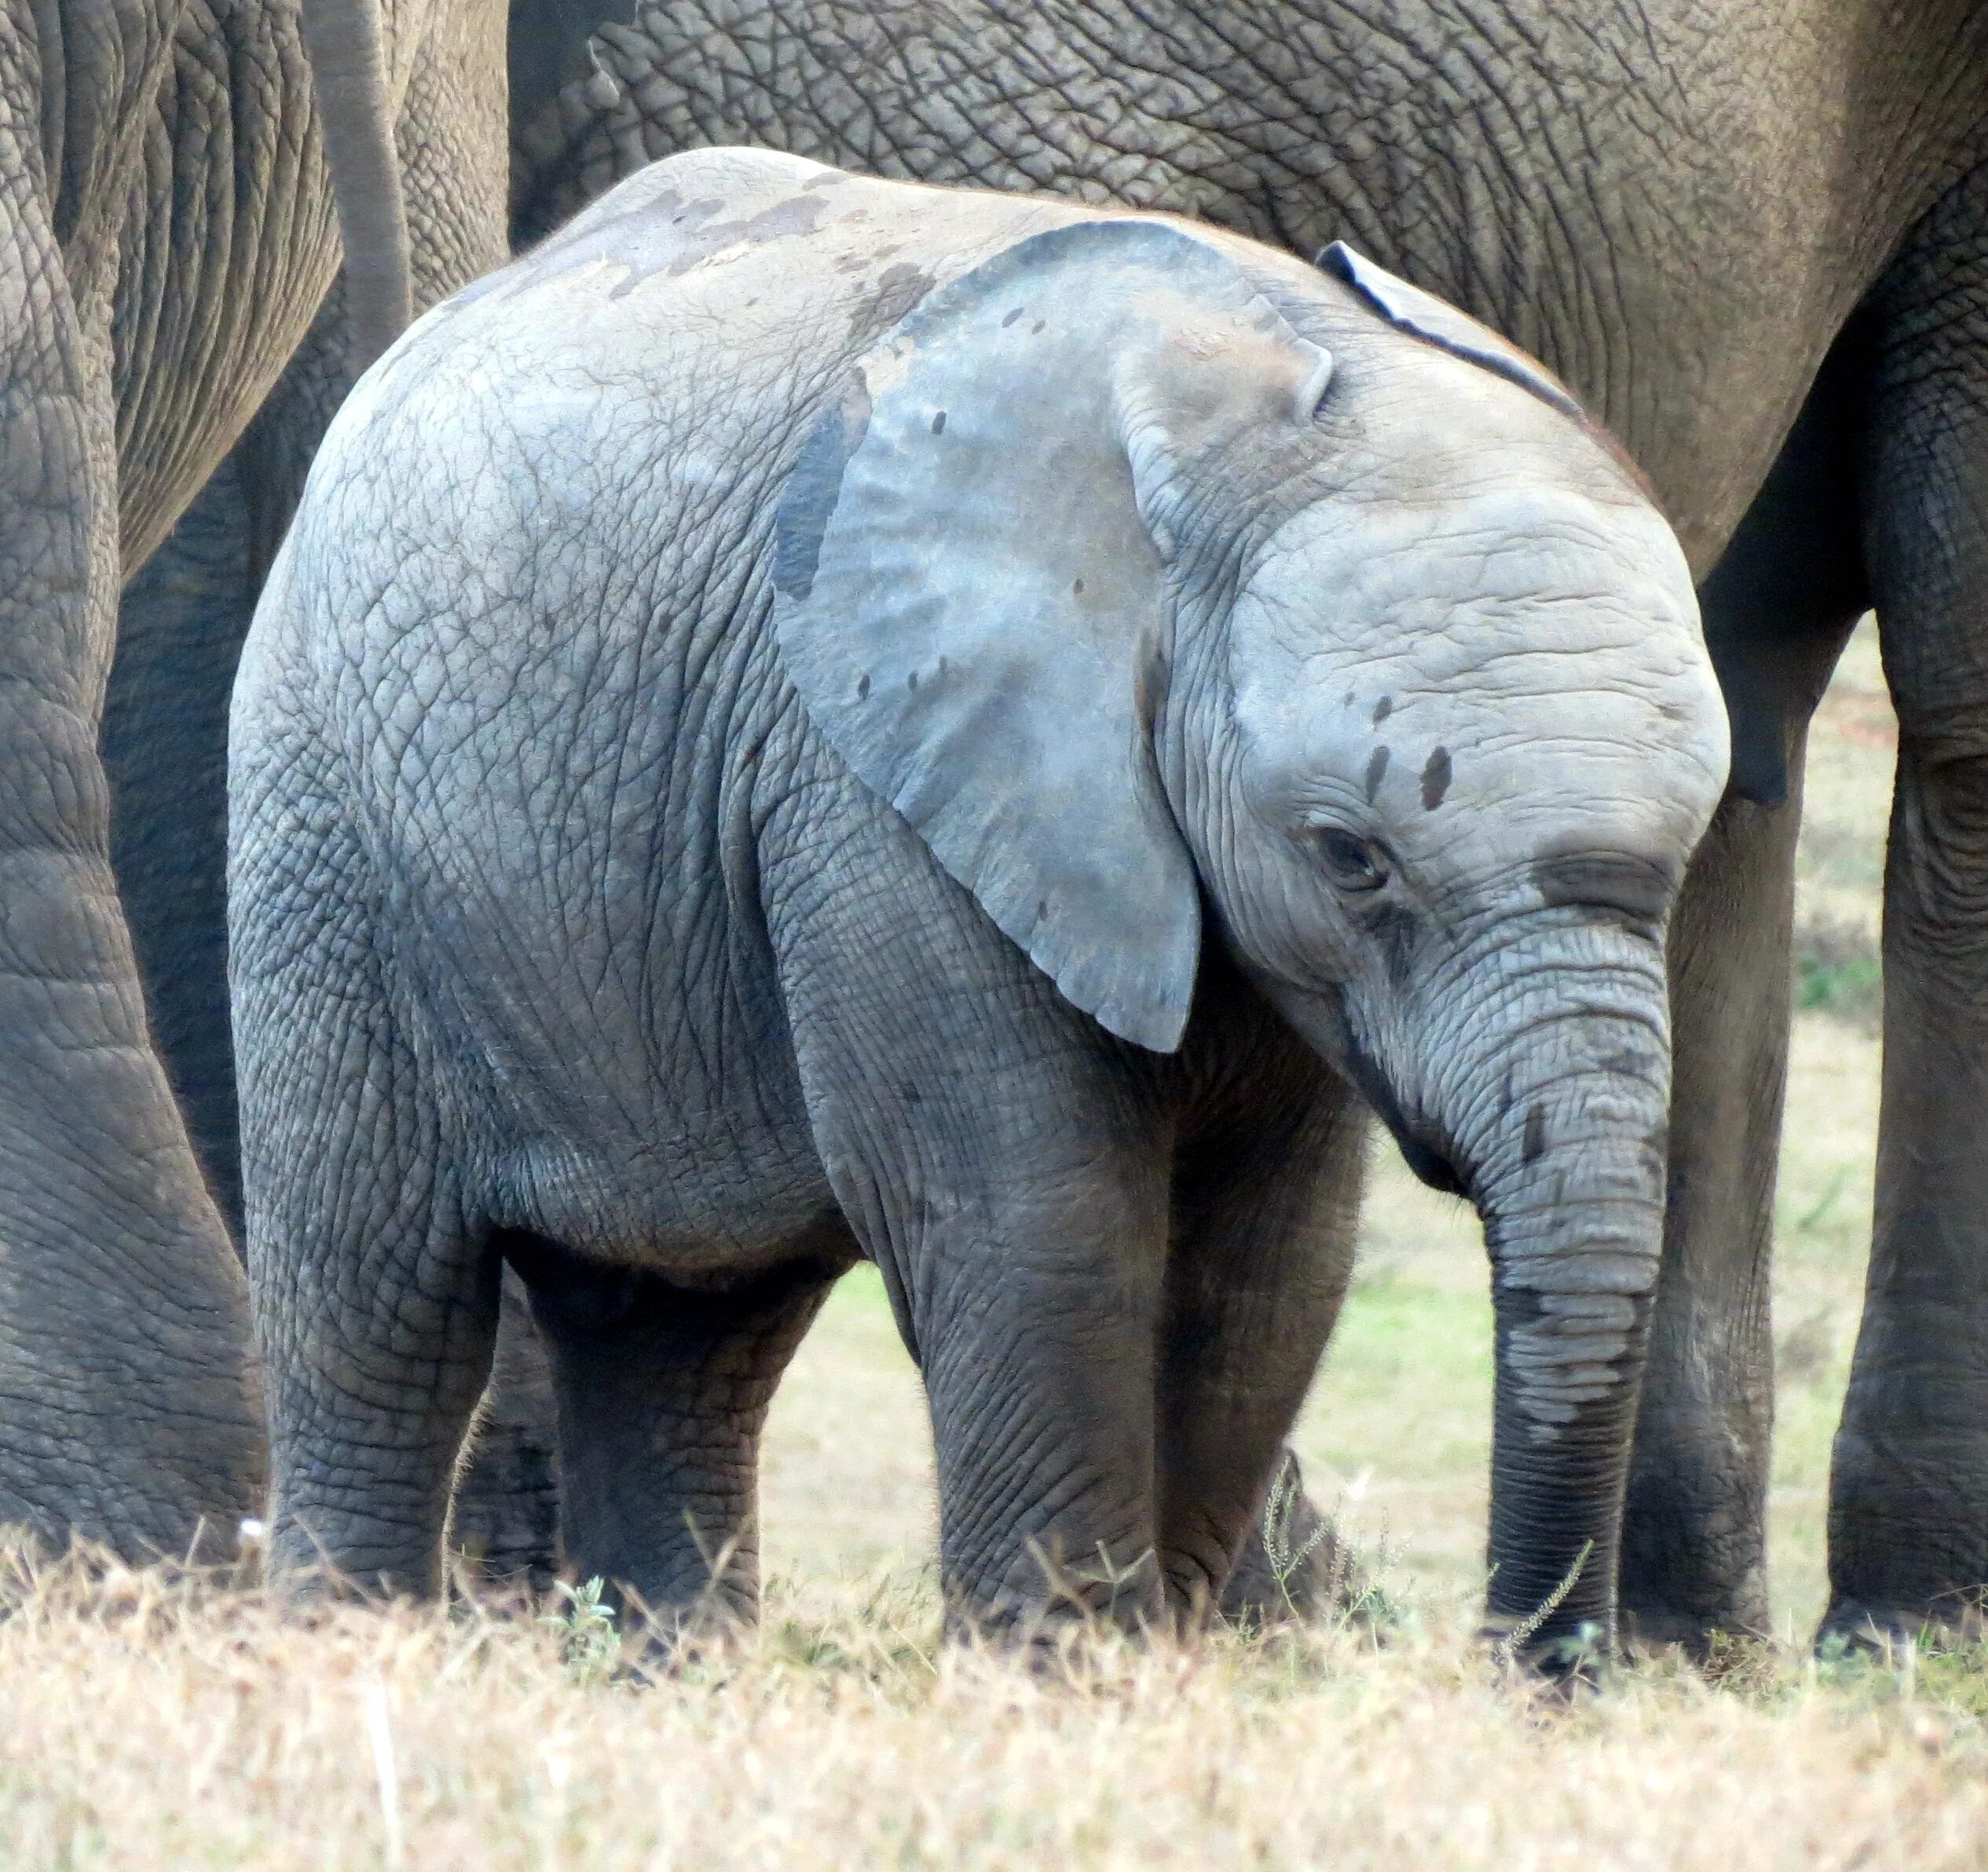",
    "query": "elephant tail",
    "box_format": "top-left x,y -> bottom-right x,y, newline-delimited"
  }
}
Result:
302,0 -> 413,371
